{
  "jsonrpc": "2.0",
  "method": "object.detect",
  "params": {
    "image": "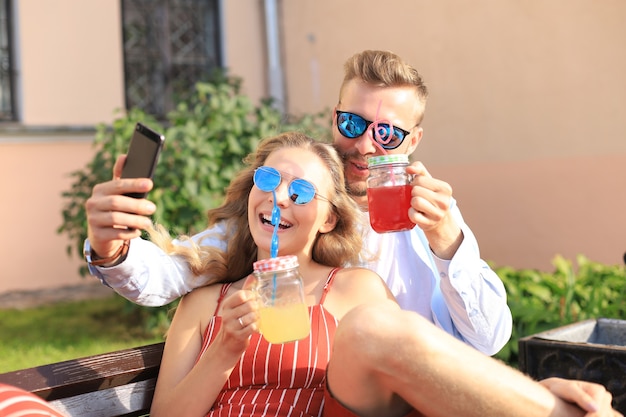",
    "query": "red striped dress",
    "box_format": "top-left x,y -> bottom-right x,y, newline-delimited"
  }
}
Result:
197,268 -> 341,417
0,383 -> 68,417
